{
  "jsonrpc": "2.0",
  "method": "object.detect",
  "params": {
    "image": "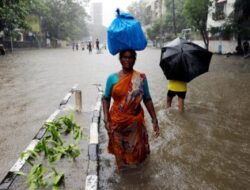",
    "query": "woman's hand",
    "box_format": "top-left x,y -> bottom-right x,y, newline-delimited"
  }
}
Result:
144,100 -> 160,138
153,123 -> 160,138
103,120 -> 111,133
